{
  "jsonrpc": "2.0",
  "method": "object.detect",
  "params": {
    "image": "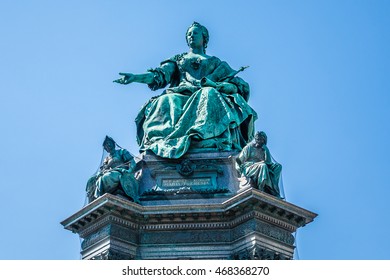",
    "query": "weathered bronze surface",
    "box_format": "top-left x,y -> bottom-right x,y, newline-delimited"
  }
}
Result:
114,22 -> 257,159
236,131 -> 282,198
86,136 -> 140,203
